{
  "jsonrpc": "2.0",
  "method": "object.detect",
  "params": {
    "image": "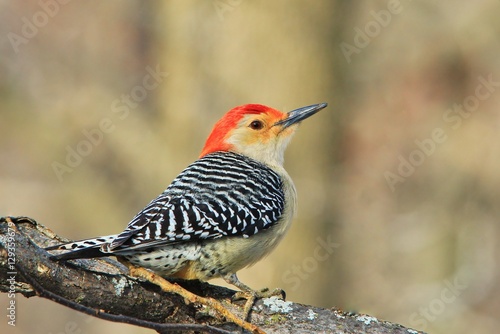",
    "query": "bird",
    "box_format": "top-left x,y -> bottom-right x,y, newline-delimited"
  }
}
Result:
47,102 -> 327,322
